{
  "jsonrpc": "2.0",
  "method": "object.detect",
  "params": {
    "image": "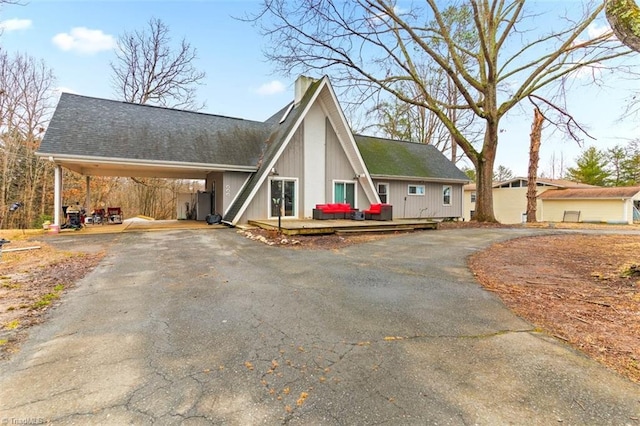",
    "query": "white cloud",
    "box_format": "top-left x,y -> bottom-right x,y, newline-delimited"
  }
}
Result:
52,27 -> 115,54
368,6 -> 406,26
256,80 -> 286,96
588,22 -> 612,40
0,18 -> 32,32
